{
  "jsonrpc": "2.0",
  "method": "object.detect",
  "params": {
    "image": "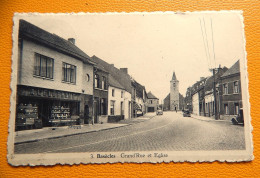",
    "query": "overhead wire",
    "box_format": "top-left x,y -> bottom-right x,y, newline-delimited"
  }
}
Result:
199,18 -> 210,70
210,18 -> 217,69
203,17 -> 212,69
